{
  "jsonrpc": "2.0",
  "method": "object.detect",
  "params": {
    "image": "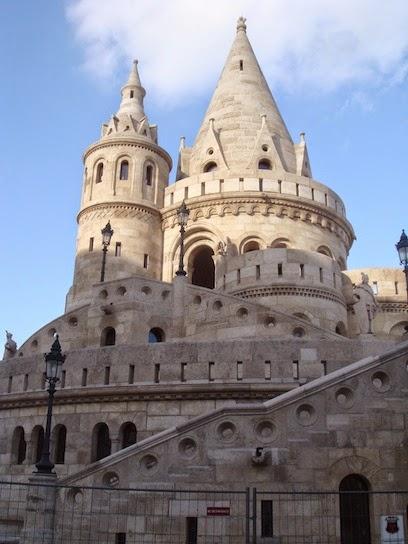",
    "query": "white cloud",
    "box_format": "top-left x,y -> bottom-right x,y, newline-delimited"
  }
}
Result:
66,0 -> 408,105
